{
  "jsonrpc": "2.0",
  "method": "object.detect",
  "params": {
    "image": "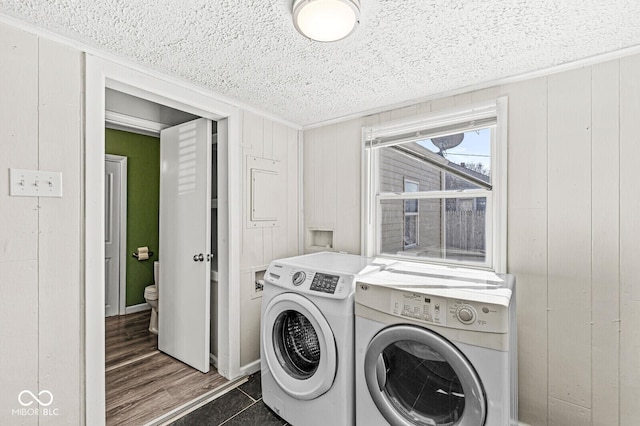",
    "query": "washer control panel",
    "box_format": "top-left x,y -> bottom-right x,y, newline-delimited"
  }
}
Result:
309,272 -> 340,294
266,263 -> 354,299
292,271 -> 306,286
